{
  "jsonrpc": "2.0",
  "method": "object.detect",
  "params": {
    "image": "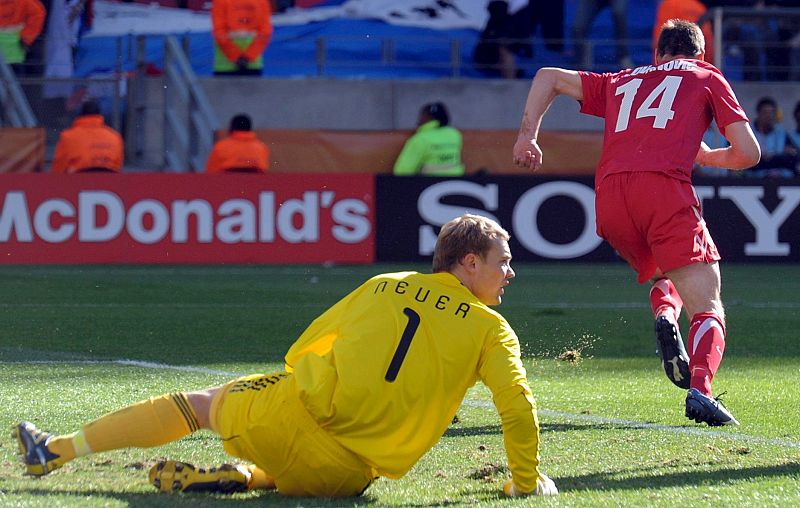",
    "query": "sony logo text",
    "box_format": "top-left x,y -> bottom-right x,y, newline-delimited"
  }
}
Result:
417,181 -> 800,258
